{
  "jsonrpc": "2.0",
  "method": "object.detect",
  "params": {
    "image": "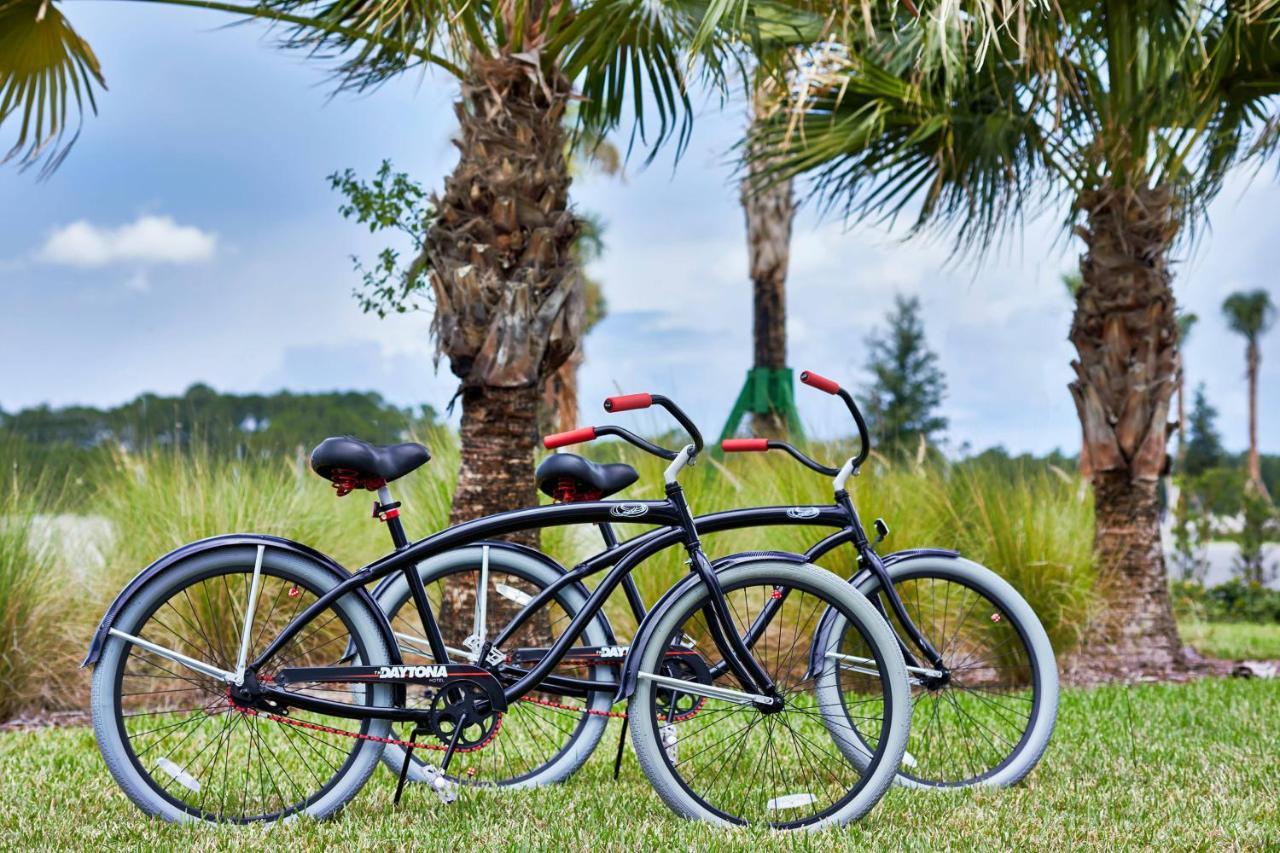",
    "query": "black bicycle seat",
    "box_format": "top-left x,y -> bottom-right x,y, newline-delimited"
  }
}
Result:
536,453 -> 638,501
310,436 -> 430,493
